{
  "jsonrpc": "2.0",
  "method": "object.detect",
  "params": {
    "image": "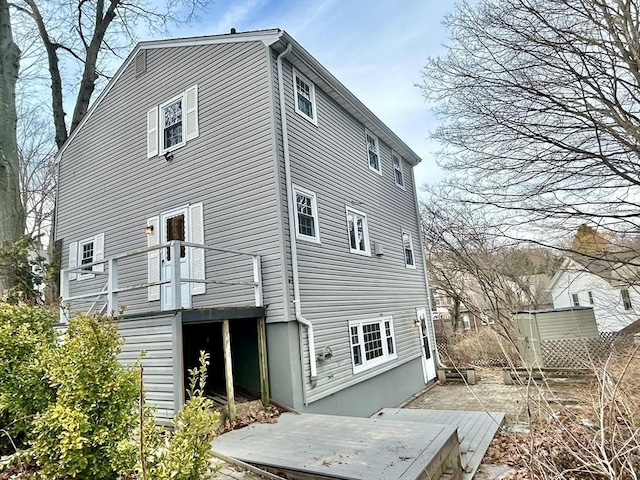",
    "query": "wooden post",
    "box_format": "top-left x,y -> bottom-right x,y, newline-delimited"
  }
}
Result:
170,241 -> 181,309
222,319 -> 236,421
257,316 -> 270,407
